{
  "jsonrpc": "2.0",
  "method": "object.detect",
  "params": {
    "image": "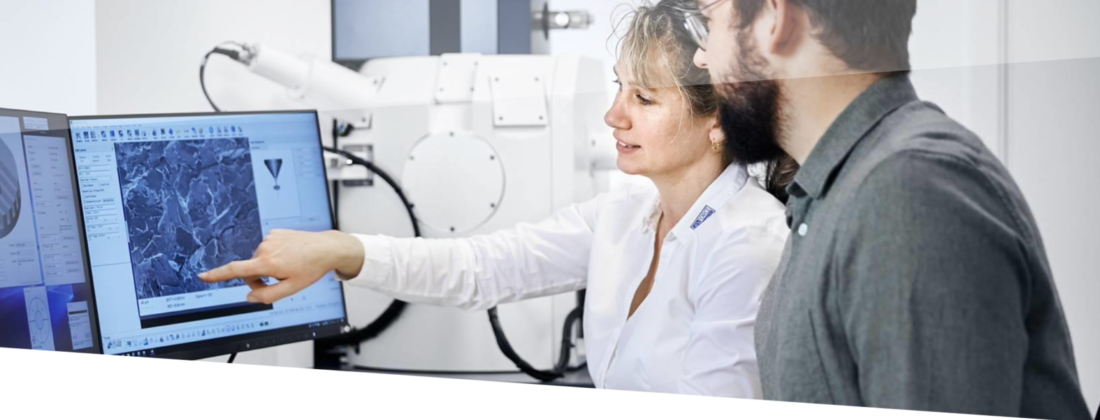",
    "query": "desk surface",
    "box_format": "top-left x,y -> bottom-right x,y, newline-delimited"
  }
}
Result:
345,366 -> 595,388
